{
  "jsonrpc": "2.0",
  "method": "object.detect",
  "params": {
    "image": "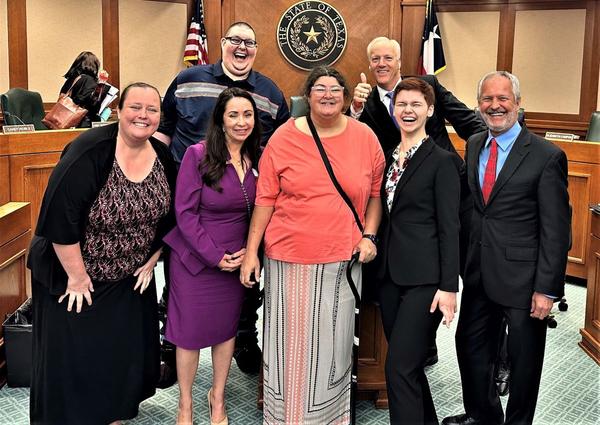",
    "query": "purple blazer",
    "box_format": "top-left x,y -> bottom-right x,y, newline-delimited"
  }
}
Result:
163,142 -> 257,275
